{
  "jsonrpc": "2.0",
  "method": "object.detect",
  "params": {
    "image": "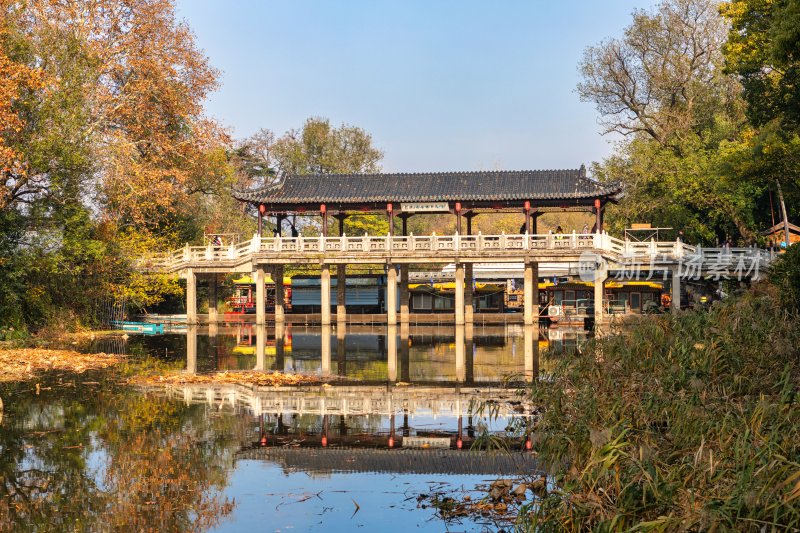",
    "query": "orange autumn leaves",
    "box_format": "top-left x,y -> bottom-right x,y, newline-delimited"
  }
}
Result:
0,14 -> 44,210
2,0 -> 230,227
